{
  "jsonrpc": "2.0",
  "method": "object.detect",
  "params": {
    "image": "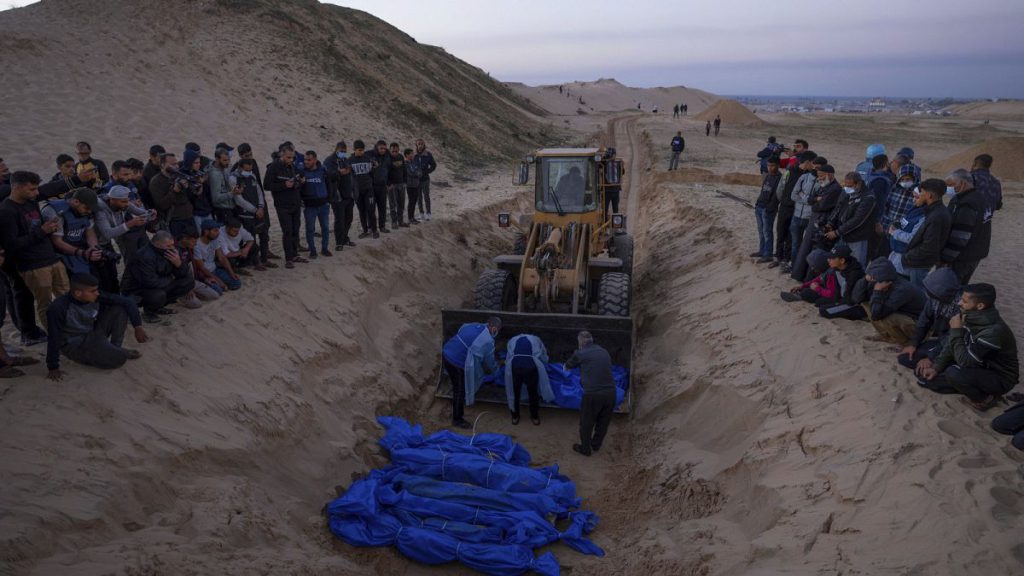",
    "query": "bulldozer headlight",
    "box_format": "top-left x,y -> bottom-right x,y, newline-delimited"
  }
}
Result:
611,214 -> 626,229
498,213 -> 511,228
525,155 -> 535,164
